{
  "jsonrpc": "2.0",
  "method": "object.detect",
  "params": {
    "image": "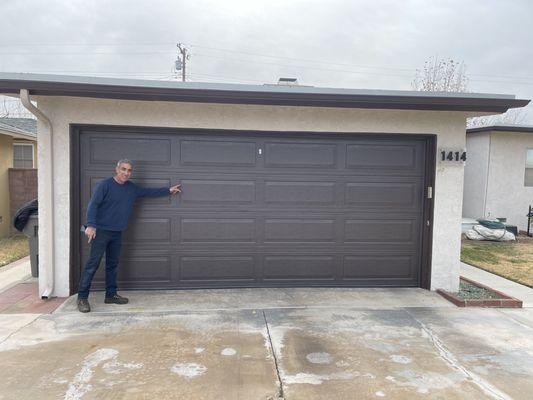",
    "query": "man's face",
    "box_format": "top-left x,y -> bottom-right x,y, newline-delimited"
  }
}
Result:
115,163 -> 133,184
